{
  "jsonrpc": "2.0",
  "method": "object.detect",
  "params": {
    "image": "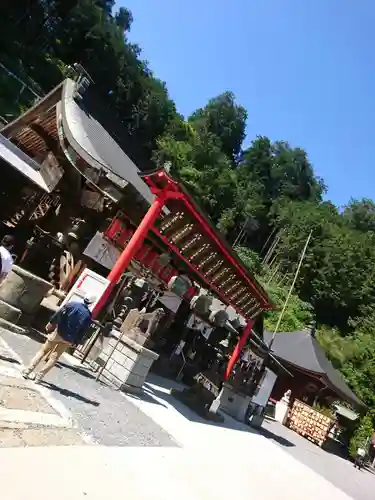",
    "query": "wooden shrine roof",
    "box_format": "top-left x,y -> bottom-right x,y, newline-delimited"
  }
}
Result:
142,168 -> 273,320
1,79 -> 153,203
1,83 -> 62,159
263,329 -> 365,409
